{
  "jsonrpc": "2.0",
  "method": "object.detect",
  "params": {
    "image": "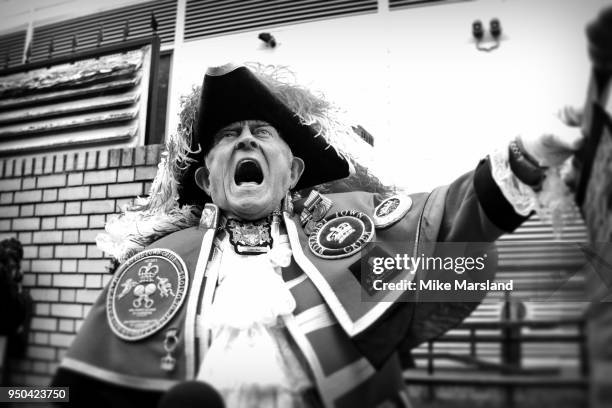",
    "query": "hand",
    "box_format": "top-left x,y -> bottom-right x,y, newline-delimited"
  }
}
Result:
520,106 -> 584,167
